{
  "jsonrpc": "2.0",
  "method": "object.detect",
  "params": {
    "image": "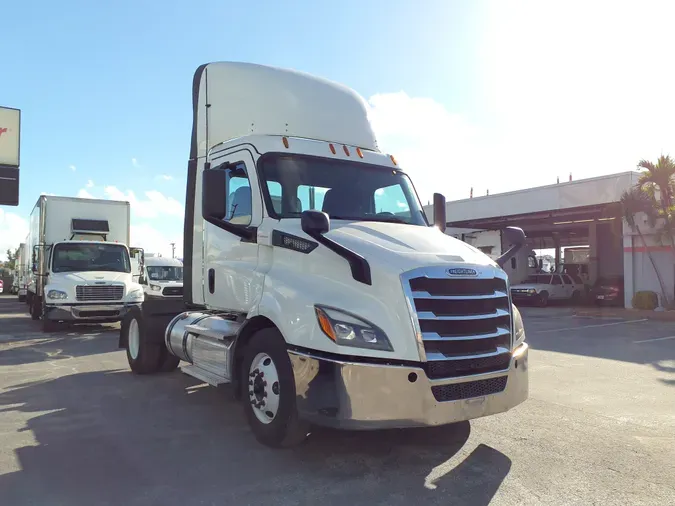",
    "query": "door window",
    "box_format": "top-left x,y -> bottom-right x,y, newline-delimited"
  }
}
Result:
219,162 -> 252,226
551,276 -> 562,285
